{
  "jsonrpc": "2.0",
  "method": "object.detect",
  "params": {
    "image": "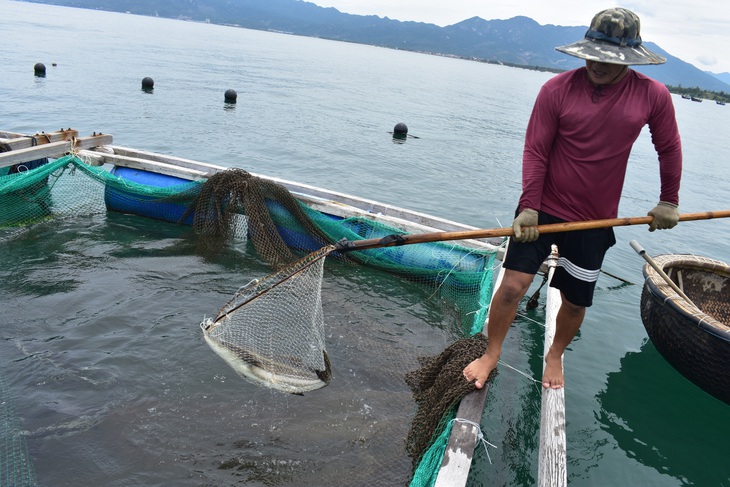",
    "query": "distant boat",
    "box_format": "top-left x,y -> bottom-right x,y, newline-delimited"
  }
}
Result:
681,94 -> 691,99
690,96 -> 703,102
717,100 -> 726,106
